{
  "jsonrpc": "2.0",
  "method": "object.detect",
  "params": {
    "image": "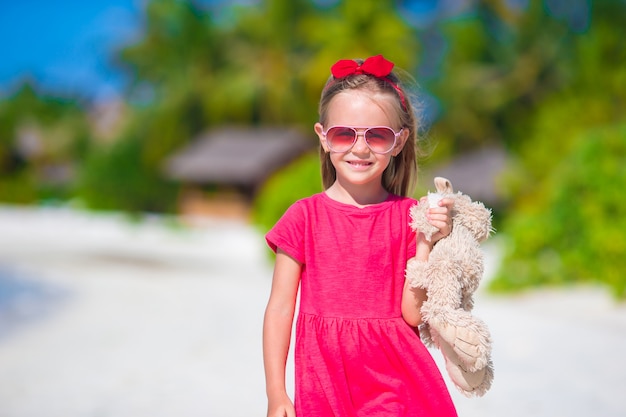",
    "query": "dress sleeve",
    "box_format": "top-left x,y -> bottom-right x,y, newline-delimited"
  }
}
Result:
265,200 -> 306,264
